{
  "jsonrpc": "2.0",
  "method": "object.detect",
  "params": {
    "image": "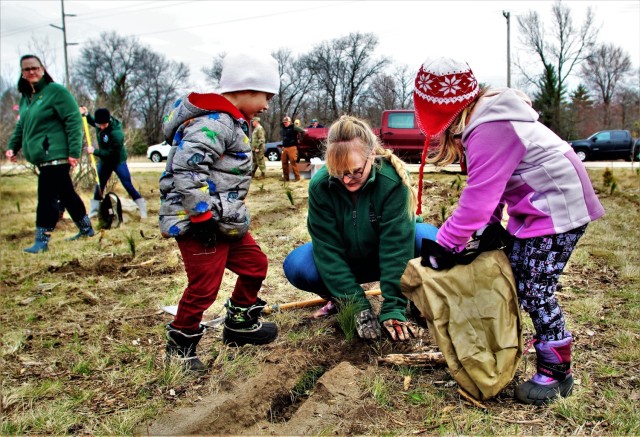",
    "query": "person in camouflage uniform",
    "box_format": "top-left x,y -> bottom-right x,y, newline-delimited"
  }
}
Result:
251,116 -> 266,178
